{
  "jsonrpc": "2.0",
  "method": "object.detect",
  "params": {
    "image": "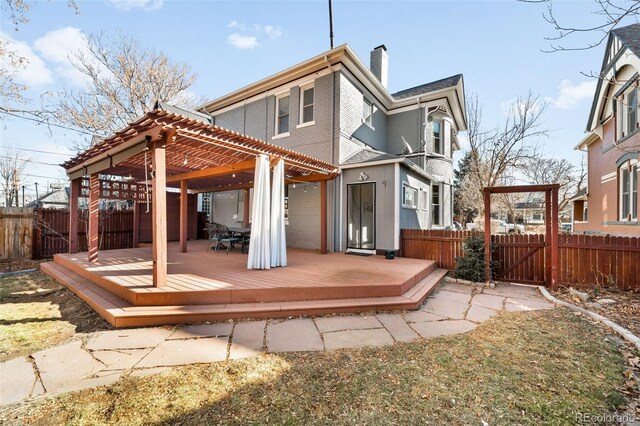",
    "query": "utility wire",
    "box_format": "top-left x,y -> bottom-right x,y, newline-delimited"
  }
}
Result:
0,110 -> 107,138
0,155 -> 61,166
0,146 -> 74,157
